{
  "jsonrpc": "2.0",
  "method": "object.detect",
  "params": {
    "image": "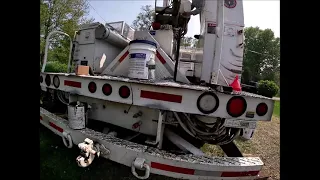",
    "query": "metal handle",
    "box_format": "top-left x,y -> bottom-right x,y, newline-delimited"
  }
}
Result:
131,158 -> 150,179
41,31 -> 73,73
238,30 -> 245,48
62,132 -> 73,148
